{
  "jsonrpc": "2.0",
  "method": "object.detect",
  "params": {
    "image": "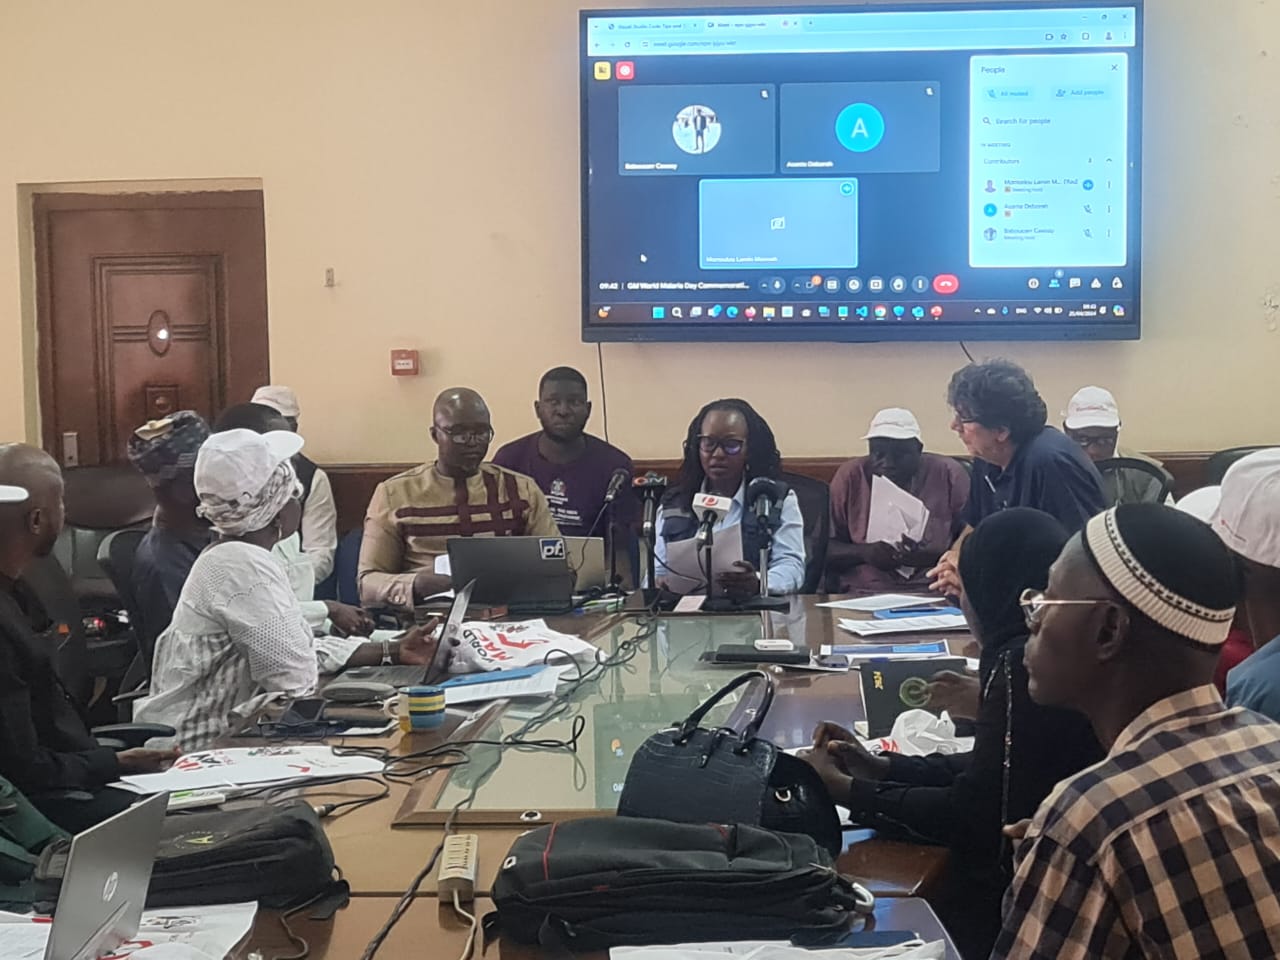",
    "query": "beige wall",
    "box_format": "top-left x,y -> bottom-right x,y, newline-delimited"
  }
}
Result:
2,0 -> 1278,464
